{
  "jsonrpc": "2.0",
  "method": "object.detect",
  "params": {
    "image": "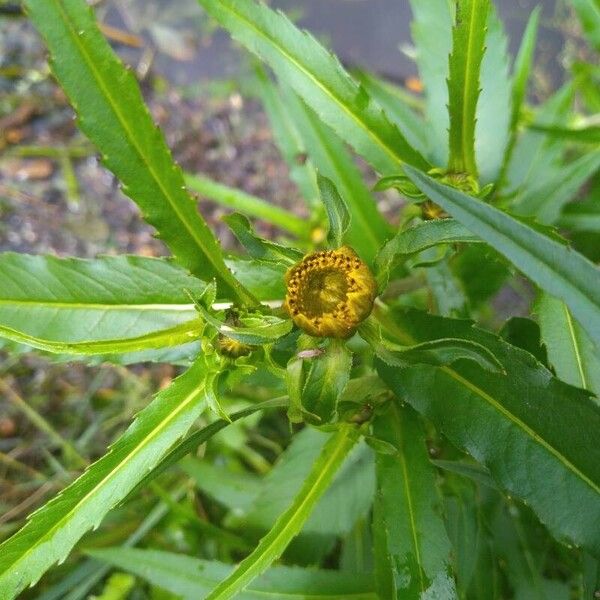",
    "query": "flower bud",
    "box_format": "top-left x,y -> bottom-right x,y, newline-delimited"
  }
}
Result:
215,334 -> 253,358
284,246 -> 377,339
